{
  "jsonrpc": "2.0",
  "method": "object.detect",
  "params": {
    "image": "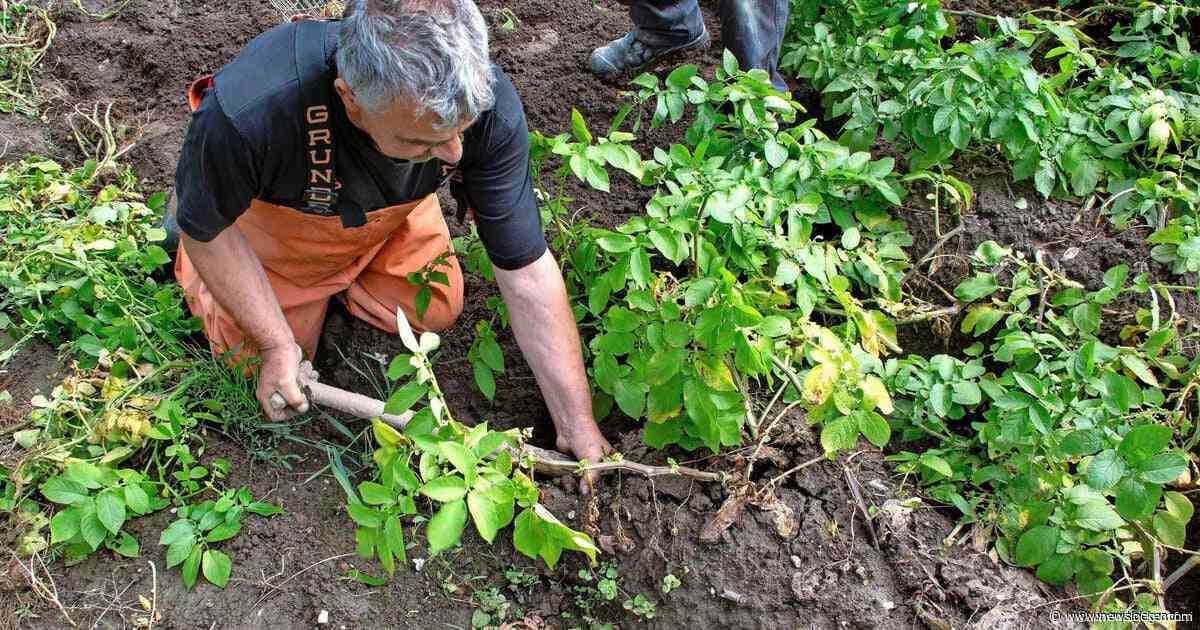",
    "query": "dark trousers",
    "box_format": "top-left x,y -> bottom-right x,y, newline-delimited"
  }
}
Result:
626,0 -> 790,90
